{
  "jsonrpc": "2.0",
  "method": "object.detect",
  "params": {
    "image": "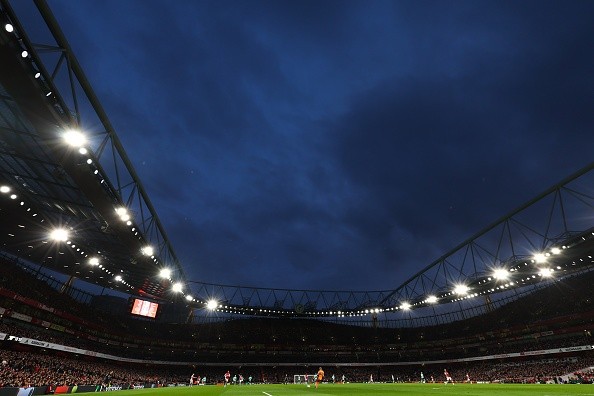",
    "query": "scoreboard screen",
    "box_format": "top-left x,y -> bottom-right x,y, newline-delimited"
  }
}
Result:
130,298 -> 159,318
